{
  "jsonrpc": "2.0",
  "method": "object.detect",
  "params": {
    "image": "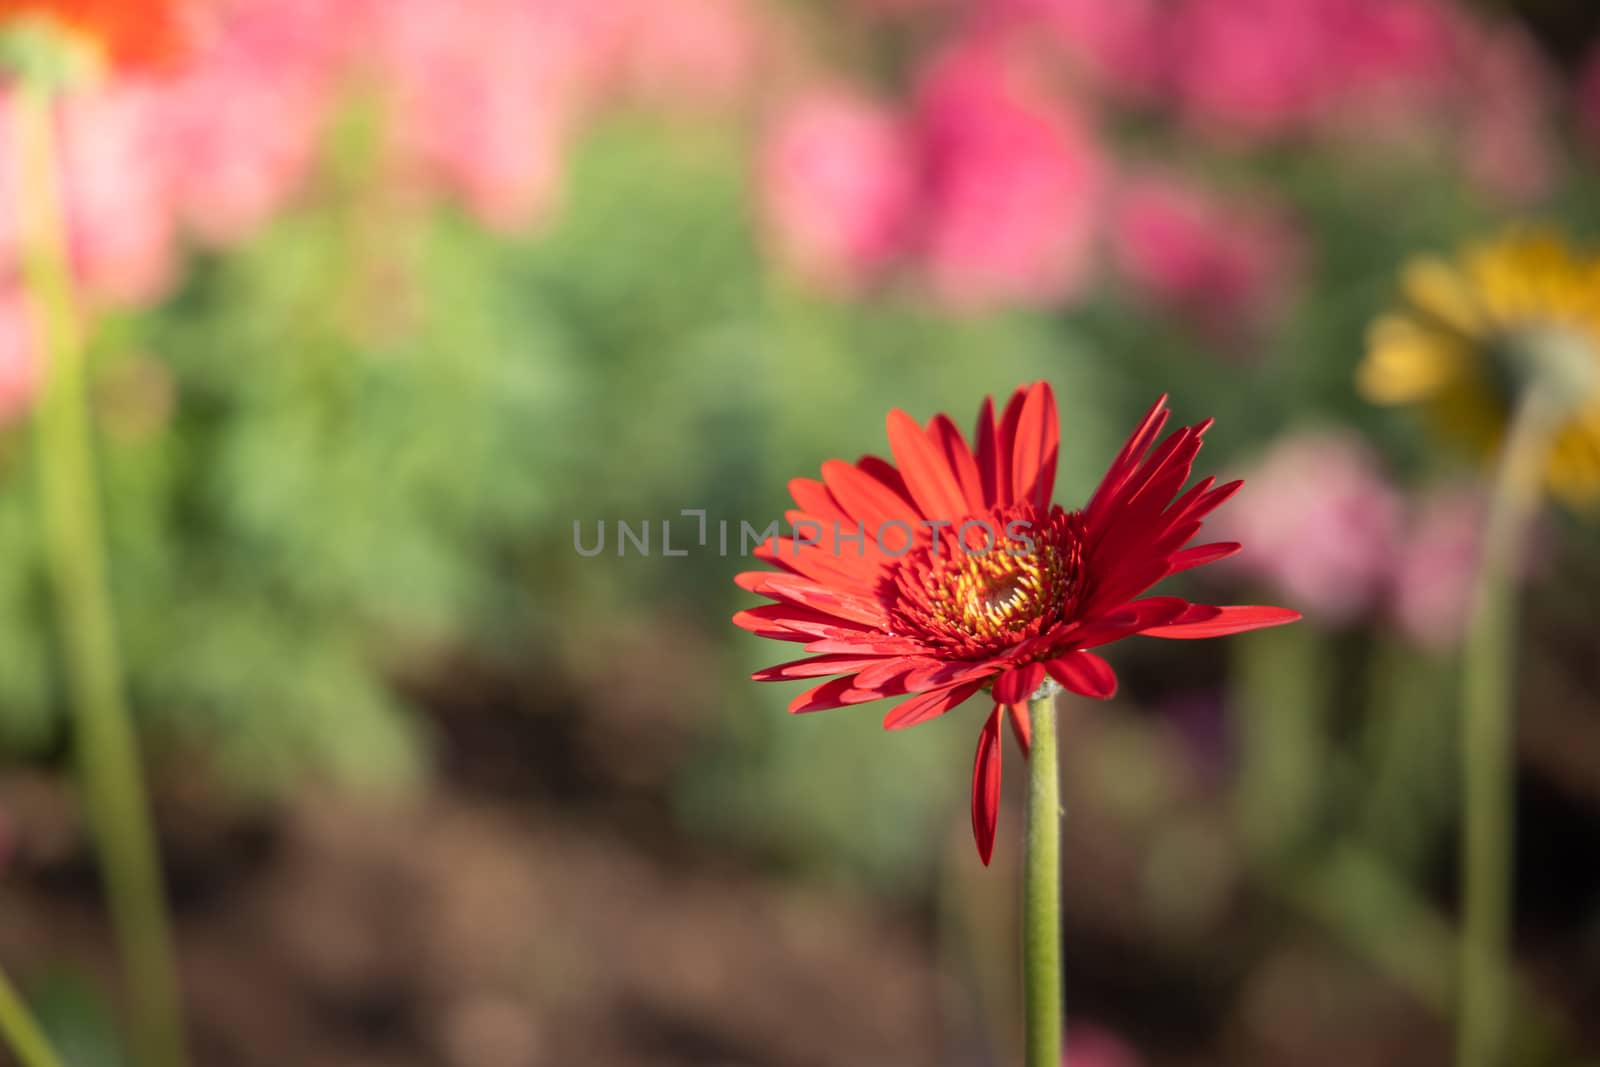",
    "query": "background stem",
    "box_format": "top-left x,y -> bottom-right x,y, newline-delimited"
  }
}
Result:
0,965 -> 68,1067
1023,692 -> 1062,1067
1456,390 -> 1552,1067
11,85 -> 189,1067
